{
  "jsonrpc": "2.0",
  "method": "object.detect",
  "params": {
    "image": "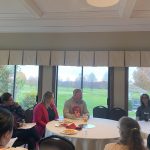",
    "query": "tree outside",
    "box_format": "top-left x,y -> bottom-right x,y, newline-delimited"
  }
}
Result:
15,65 -> 39,109
0,65 -> 39,110
128,67 -> 150,118
0,65 -> 14,95
133,68 -> 150,91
